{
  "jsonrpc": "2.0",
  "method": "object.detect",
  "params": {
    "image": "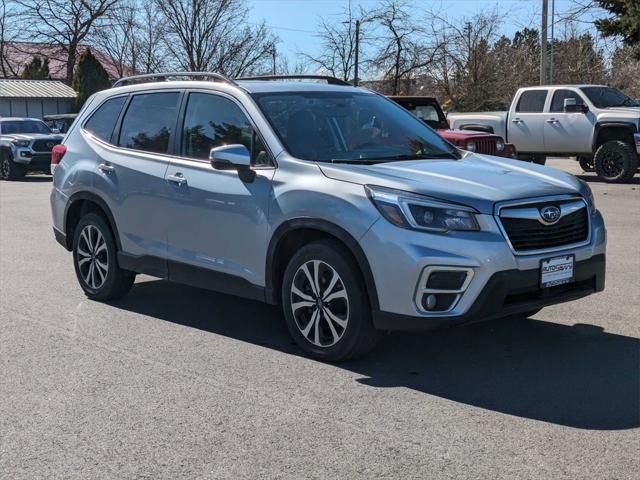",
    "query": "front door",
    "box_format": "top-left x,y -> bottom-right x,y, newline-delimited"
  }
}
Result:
543,89 -> 594,154
164,91 -> 275,291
